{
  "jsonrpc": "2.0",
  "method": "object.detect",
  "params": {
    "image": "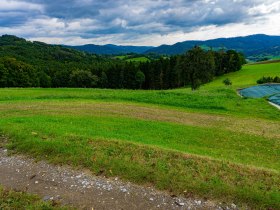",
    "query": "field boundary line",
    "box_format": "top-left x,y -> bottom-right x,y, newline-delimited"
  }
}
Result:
269,101 -> 280,110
